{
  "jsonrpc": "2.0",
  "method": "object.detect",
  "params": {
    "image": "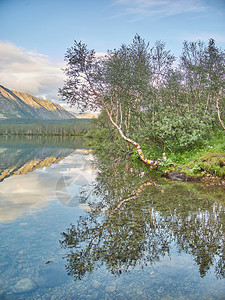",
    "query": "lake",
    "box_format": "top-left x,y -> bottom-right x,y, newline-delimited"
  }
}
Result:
0,136 -> 225,299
